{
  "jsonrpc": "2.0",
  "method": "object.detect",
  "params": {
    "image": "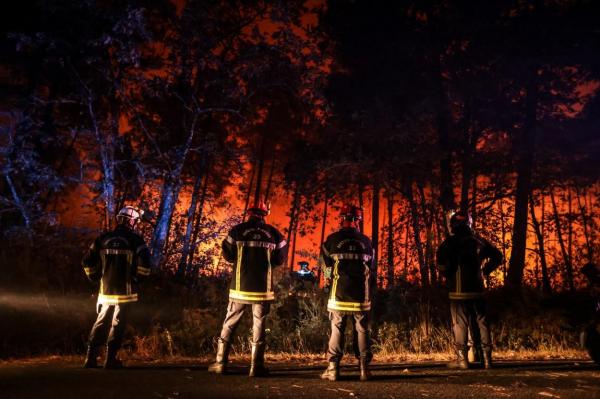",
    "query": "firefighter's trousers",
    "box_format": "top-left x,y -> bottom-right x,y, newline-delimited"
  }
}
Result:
327,311 -> 372,363
450,299 -> 491,351
219,301 -> 270,345
88,303 -> 131,350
